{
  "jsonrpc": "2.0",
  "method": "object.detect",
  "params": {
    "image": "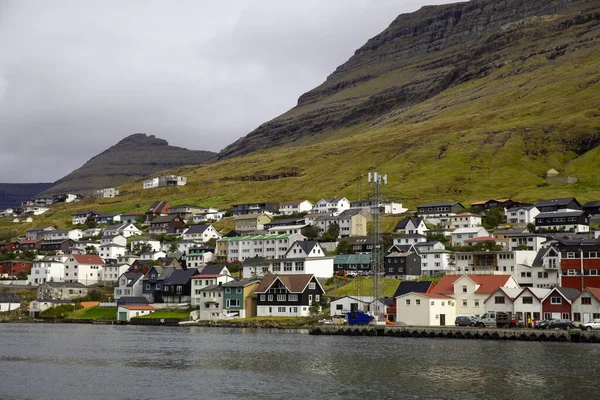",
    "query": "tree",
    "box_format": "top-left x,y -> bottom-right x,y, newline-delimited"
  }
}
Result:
168,242 -> 178,253
85,220 -> 98,229
85,246 -> 98,255
526,223 -> 536,233
132,242 -> 153,255
301,225 -> 320,241
21,251 -> 36,262
336,239 -> 354,254
321,223 -> 340,241
16,271 -> 28,280
426,232 -> 451,246
482,207 -> 506,230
